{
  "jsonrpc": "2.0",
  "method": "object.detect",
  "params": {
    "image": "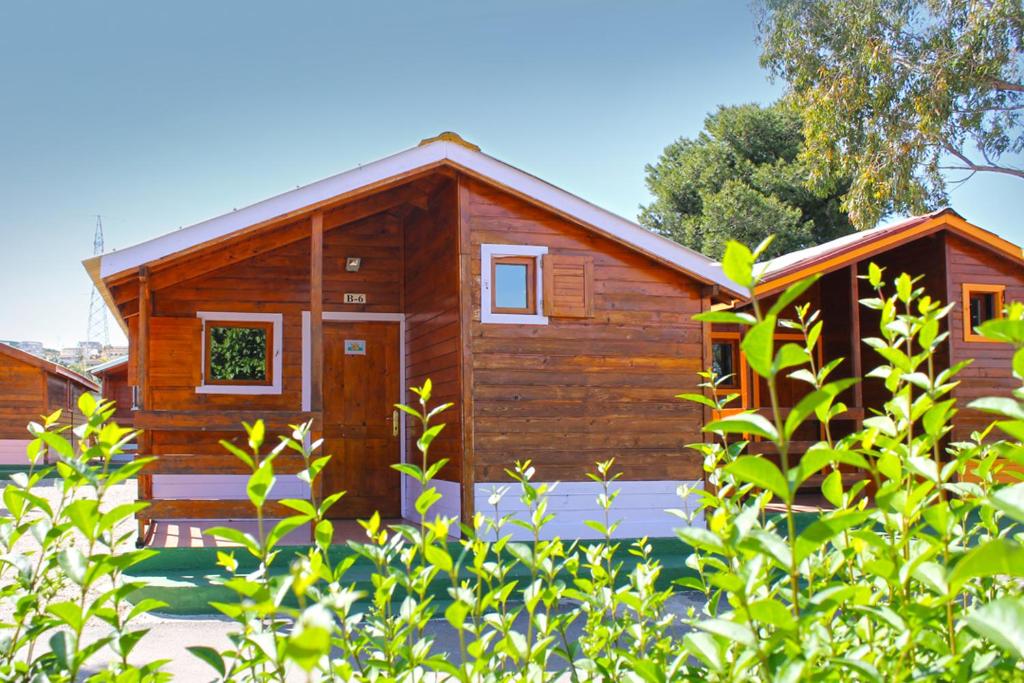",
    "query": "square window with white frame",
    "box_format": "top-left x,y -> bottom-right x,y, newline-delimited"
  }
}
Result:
196,312 -> 283,394
480,244 -> 548,325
